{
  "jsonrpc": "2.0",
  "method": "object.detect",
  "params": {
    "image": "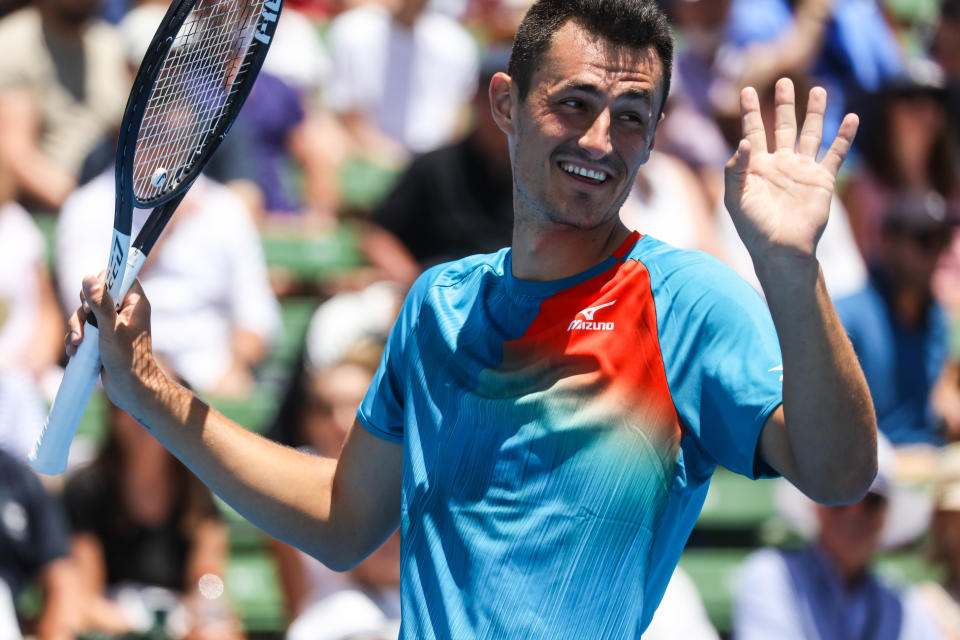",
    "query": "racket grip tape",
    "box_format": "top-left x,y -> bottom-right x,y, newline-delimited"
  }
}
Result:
28,321 -> 102,475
